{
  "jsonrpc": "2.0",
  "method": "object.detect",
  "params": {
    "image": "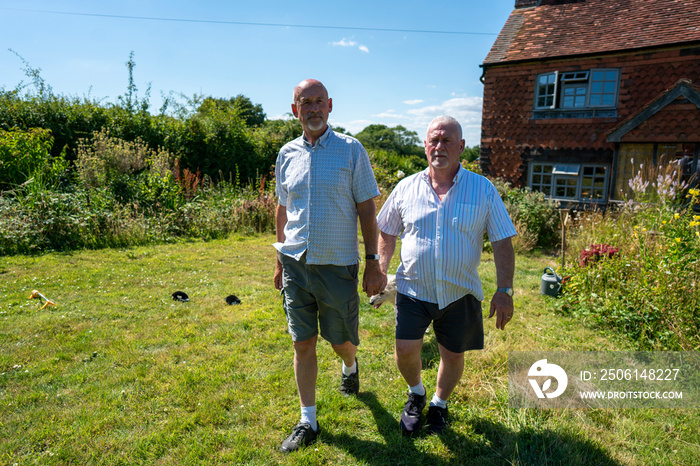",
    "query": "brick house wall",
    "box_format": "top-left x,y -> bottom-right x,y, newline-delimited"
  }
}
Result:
480,44 -> 700,196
